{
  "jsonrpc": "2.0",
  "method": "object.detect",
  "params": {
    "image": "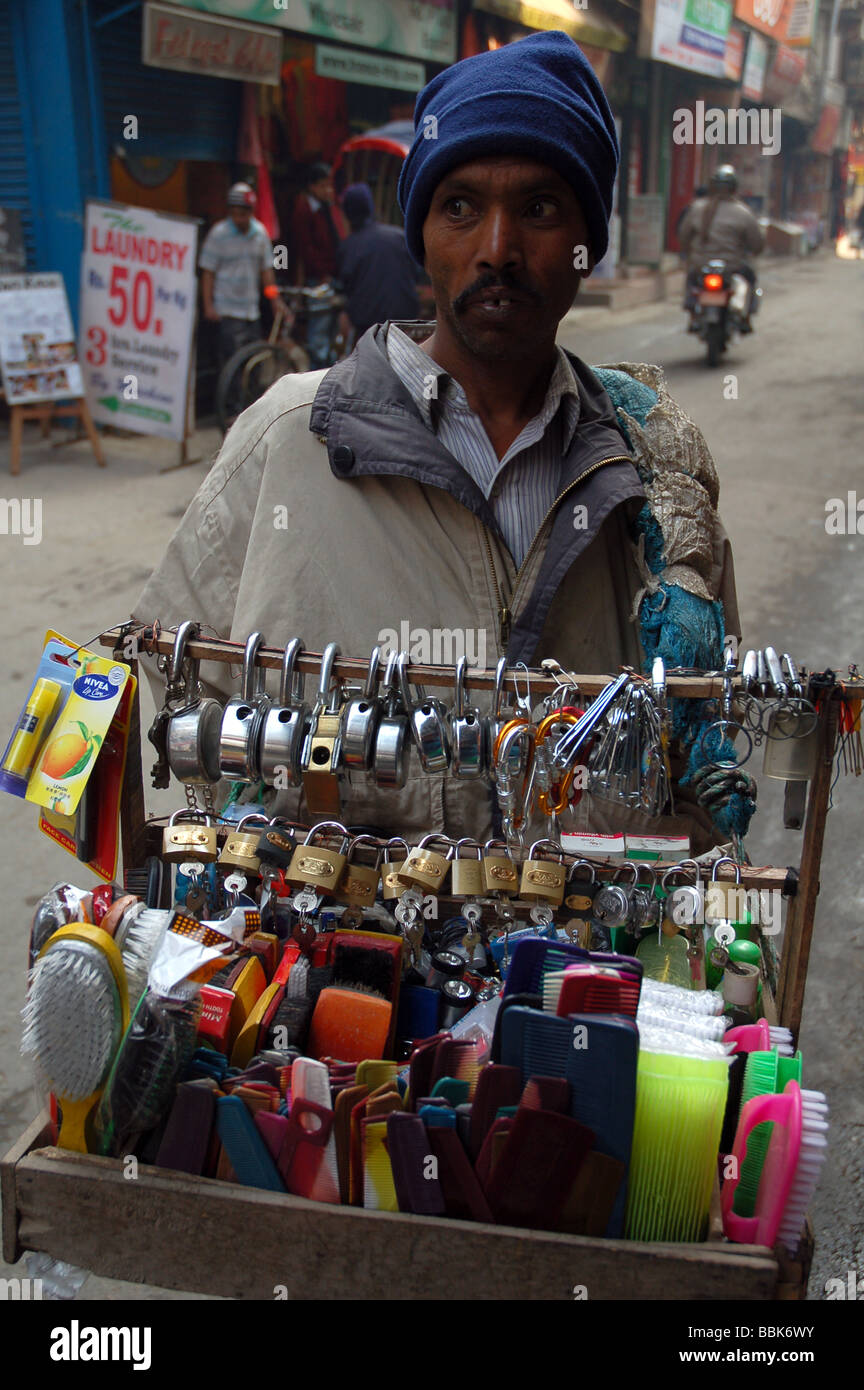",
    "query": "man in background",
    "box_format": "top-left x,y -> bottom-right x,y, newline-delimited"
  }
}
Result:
336,183 -> 419,339
199,183 -> 282,376
678,165 -> 764,328
292,163 -> 346,367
